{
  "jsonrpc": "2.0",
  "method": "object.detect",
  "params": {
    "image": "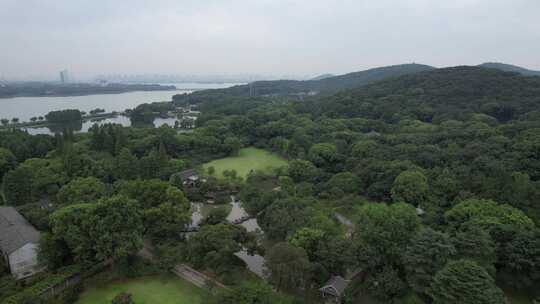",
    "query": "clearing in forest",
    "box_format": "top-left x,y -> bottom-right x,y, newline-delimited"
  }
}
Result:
76,275 -> 207,304
203,147 -> 287,179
